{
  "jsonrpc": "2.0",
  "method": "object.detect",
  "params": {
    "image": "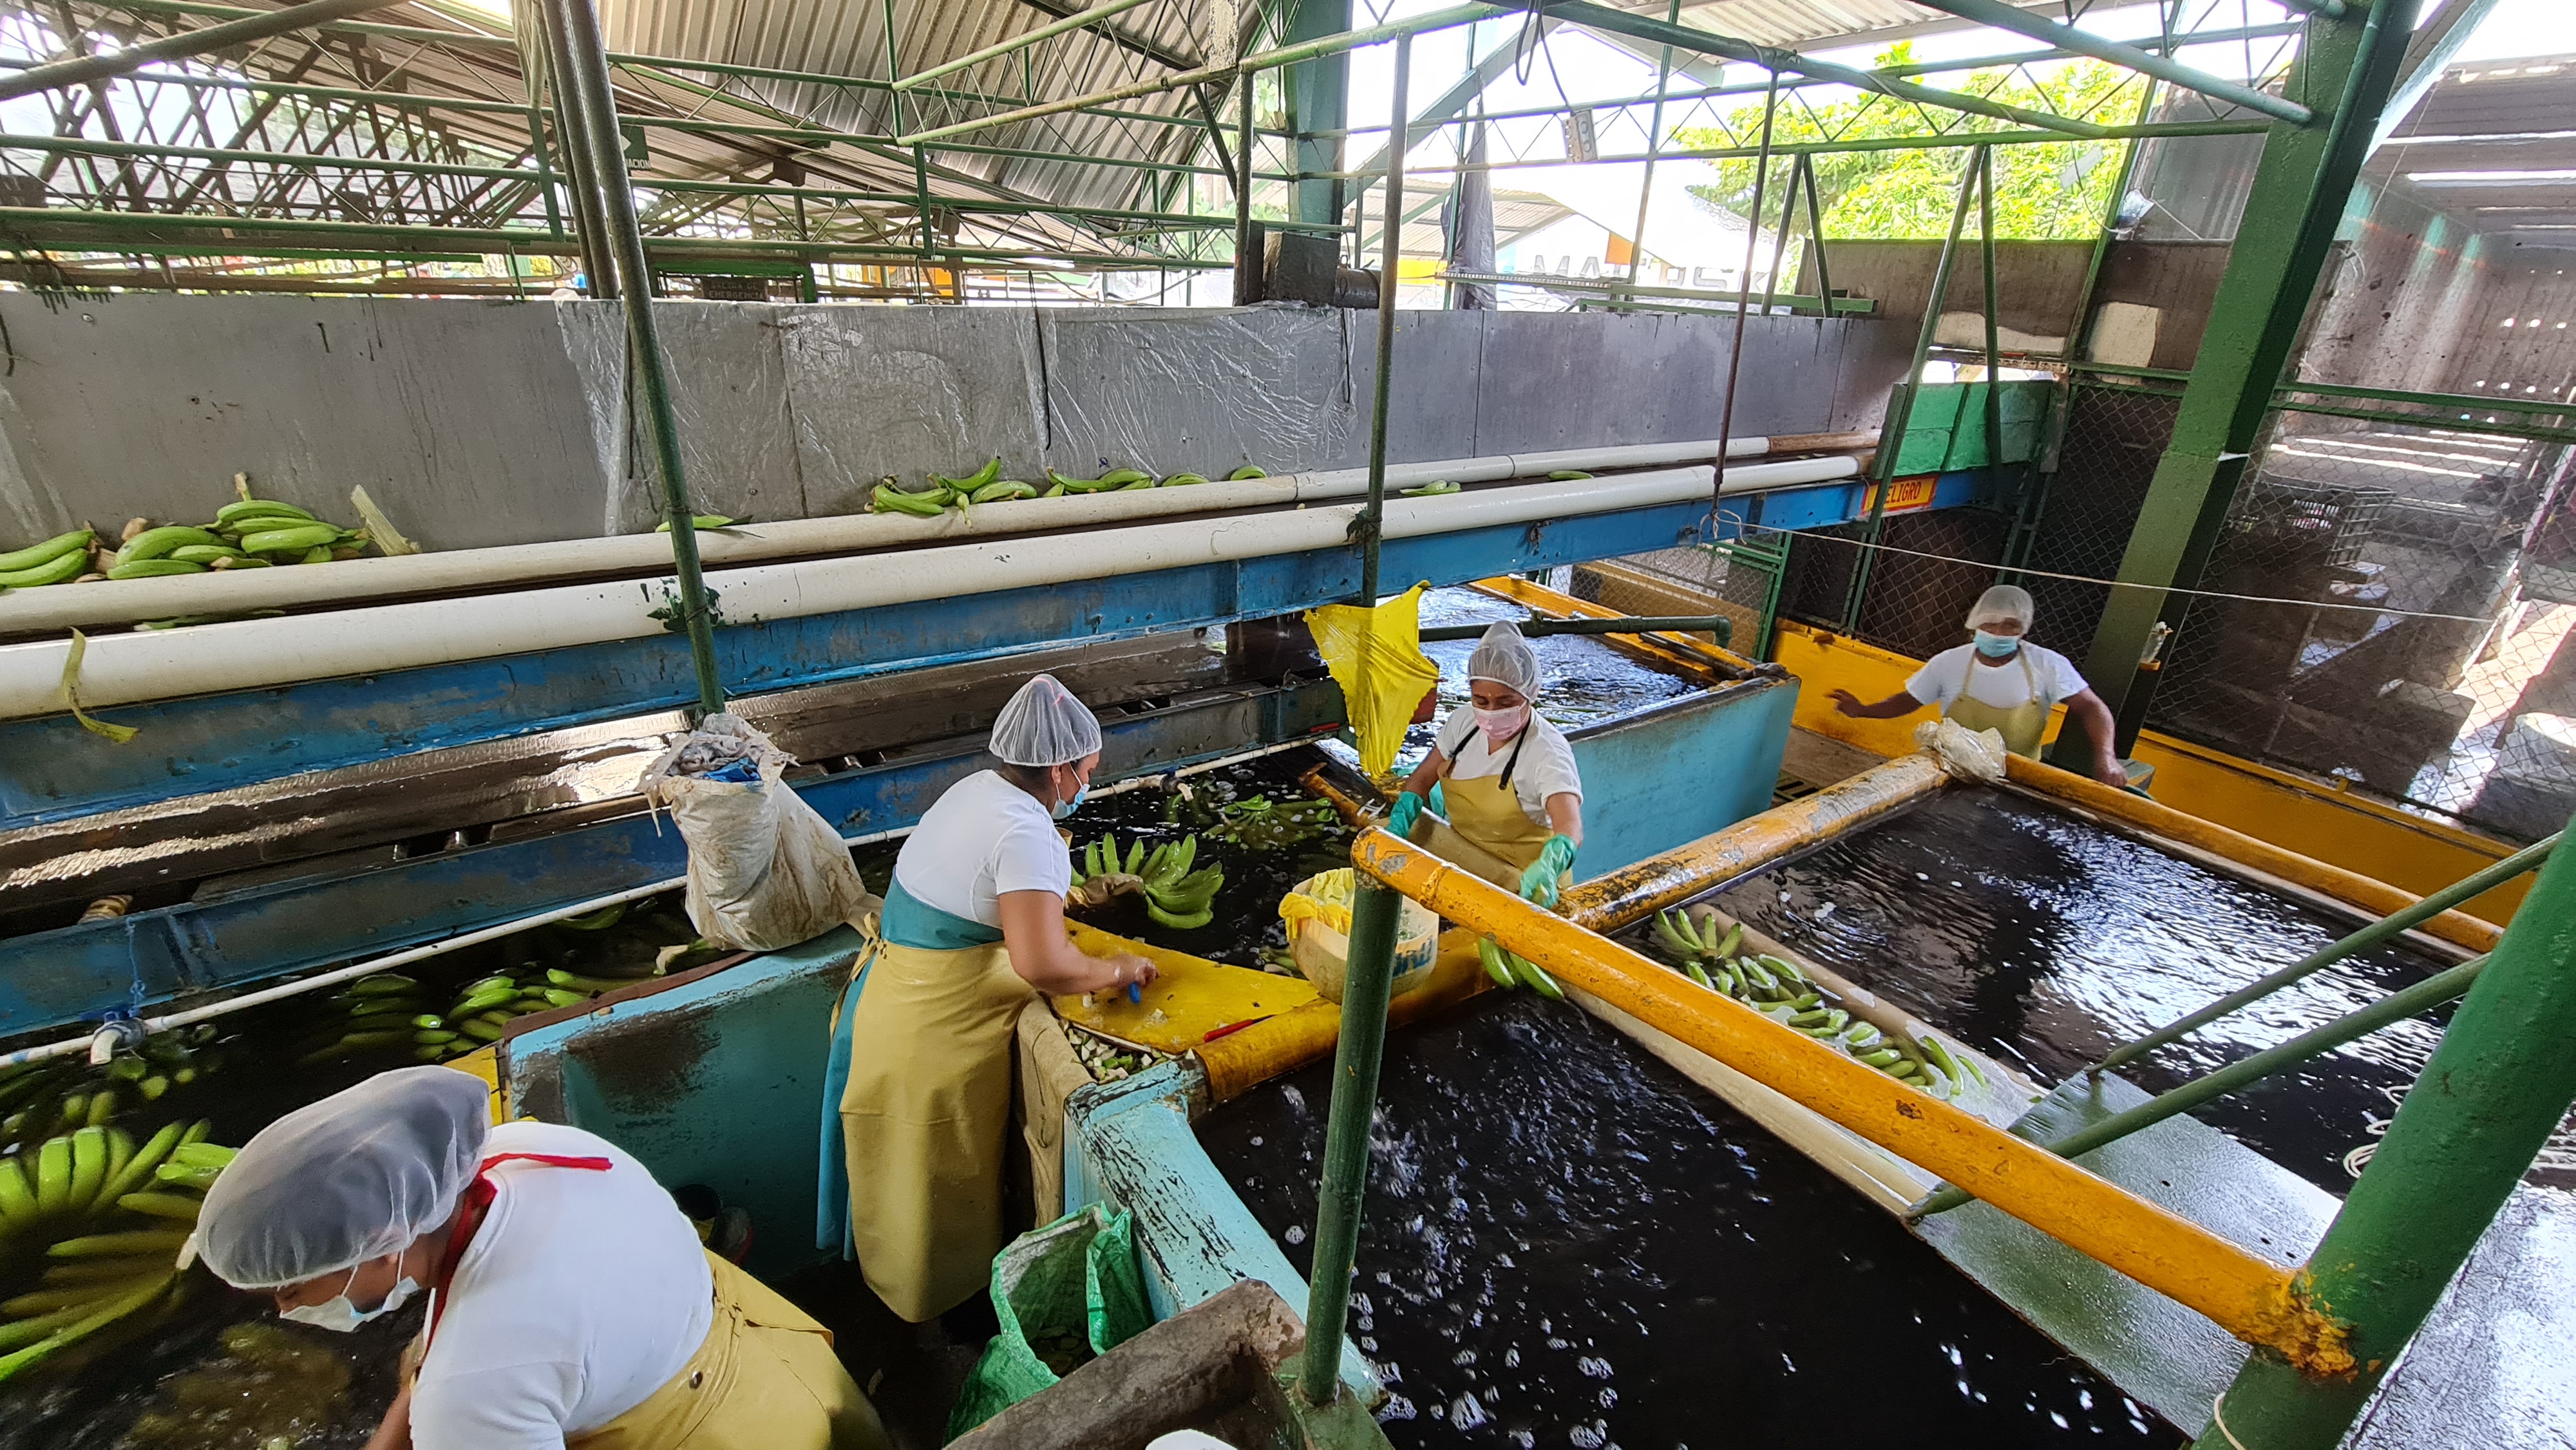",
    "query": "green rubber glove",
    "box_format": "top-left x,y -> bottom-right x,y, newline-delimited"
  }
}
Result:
1387,790 -> 1425,838
1520,834 -> 1578,907
1426,781 -> 1446,817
